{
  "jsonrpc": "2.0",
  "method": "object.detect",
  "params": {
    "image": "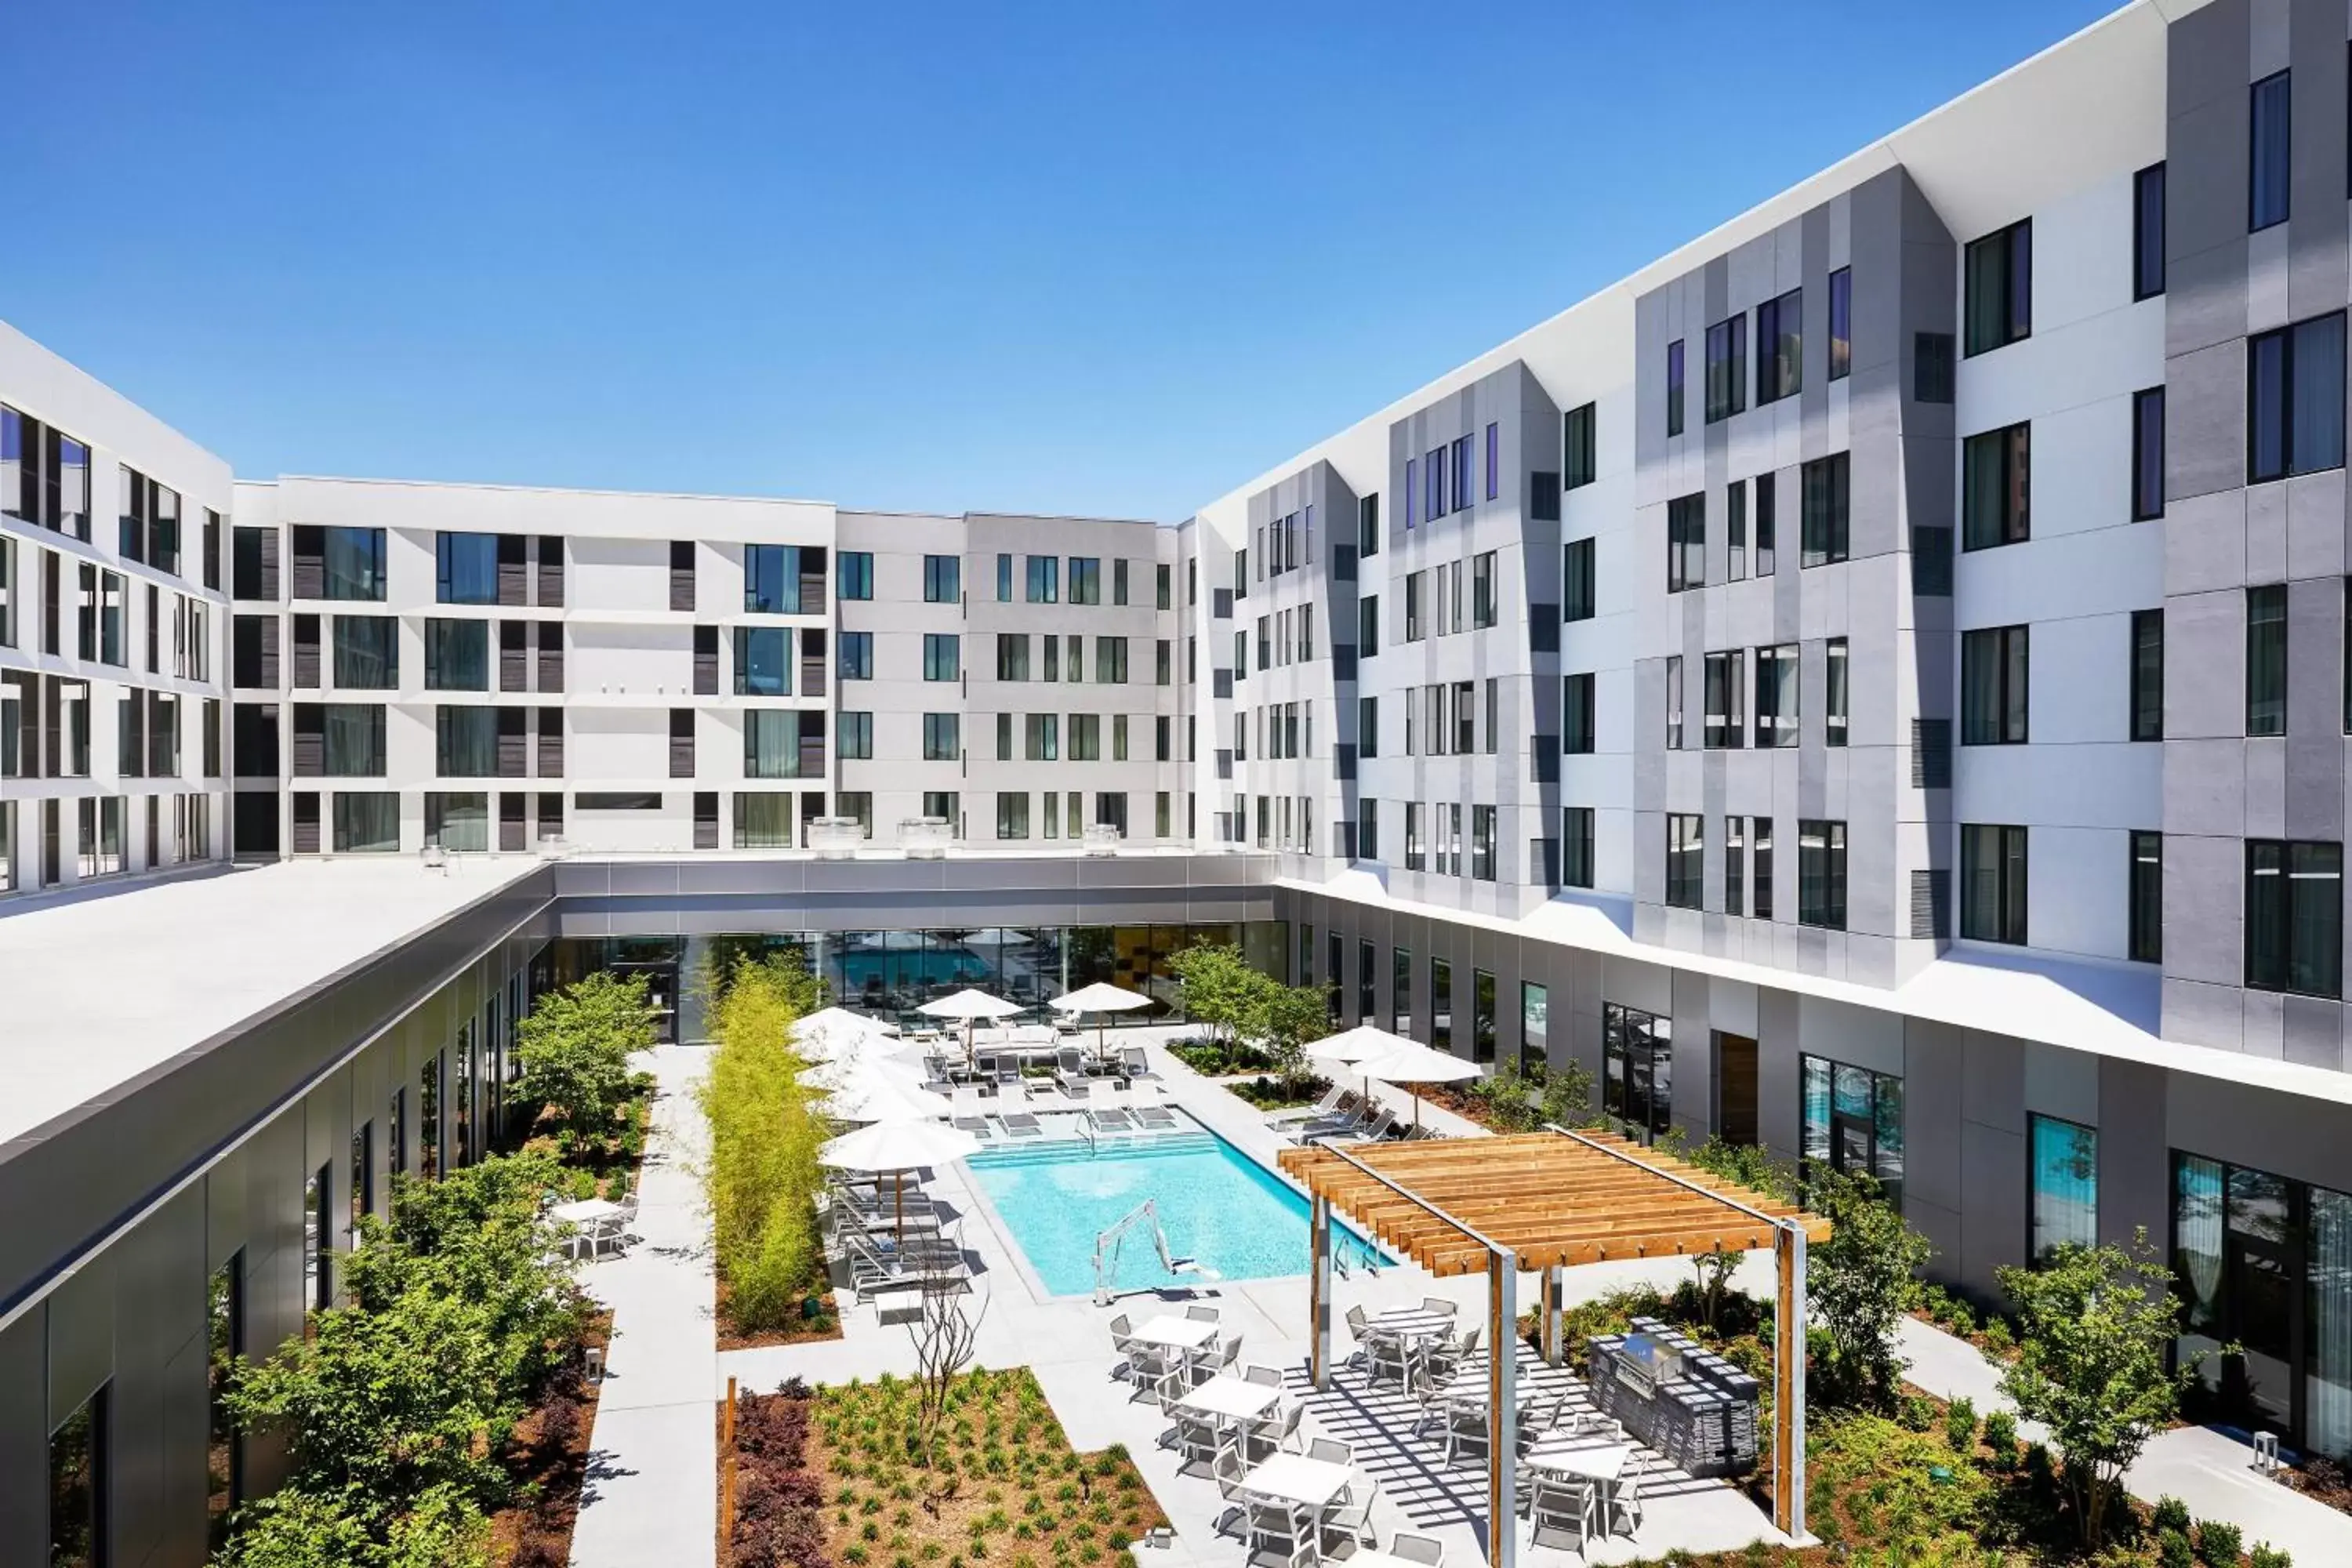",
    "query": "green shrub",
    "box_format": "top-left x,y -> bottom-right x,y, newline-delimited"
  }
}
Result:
2156,1528 -> 2194,1568
2151,1496 -> 2192,1534
514,971 -> 655,1138
2248,1544 -> 2292,1568
2194,1519 -> 2243,1565
1980,1317 -> 2014,1356
1942,1396 -> 1976,1454
1898,1393 -> 1938,1432
1980,1410 -> 2018,1468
